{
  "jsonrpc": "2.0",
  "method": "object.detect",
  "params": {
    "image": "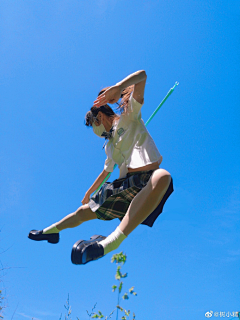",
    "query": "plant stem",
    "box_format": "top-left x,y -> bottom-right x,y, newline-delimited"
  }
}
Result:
116,278 -> 120,320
